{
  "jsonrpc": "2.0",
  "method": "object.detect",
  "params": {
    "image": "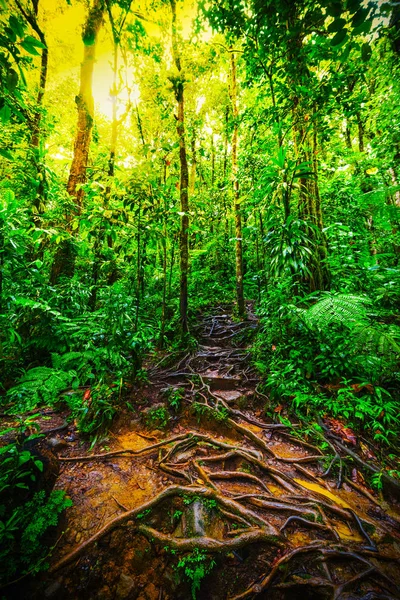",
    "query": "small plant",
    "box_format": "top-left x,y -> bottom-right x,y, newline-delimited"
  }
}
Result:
70,383 -> 119,447
175,547 -> 217,599
164,386 -> 184,412
144,405 -> 170,429
191,402 -> 229,425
